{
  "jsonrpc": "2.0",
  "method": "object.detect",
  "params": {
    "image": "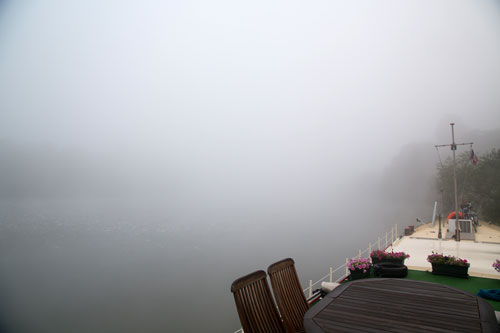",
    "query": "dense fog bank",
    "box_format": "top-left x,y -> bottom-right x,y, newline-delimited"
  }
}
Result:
1,0 -> 500,331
